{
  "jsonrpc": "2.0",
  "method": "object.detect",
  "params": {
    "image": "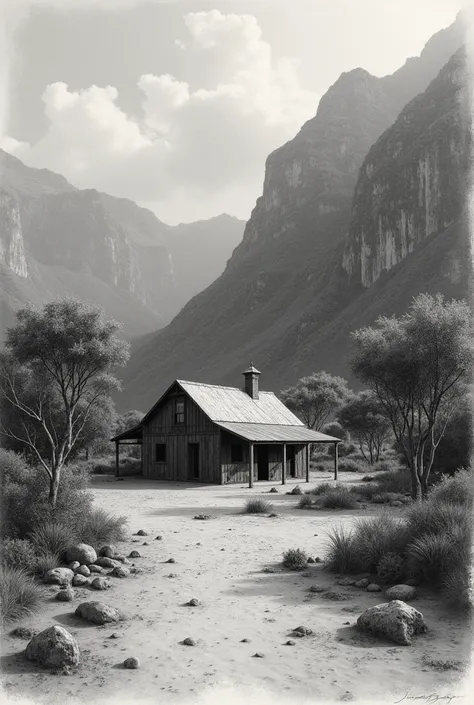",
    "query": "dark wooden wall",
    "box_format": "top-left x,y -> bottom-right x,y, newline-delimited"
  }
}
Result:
220,432 -> 306,484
